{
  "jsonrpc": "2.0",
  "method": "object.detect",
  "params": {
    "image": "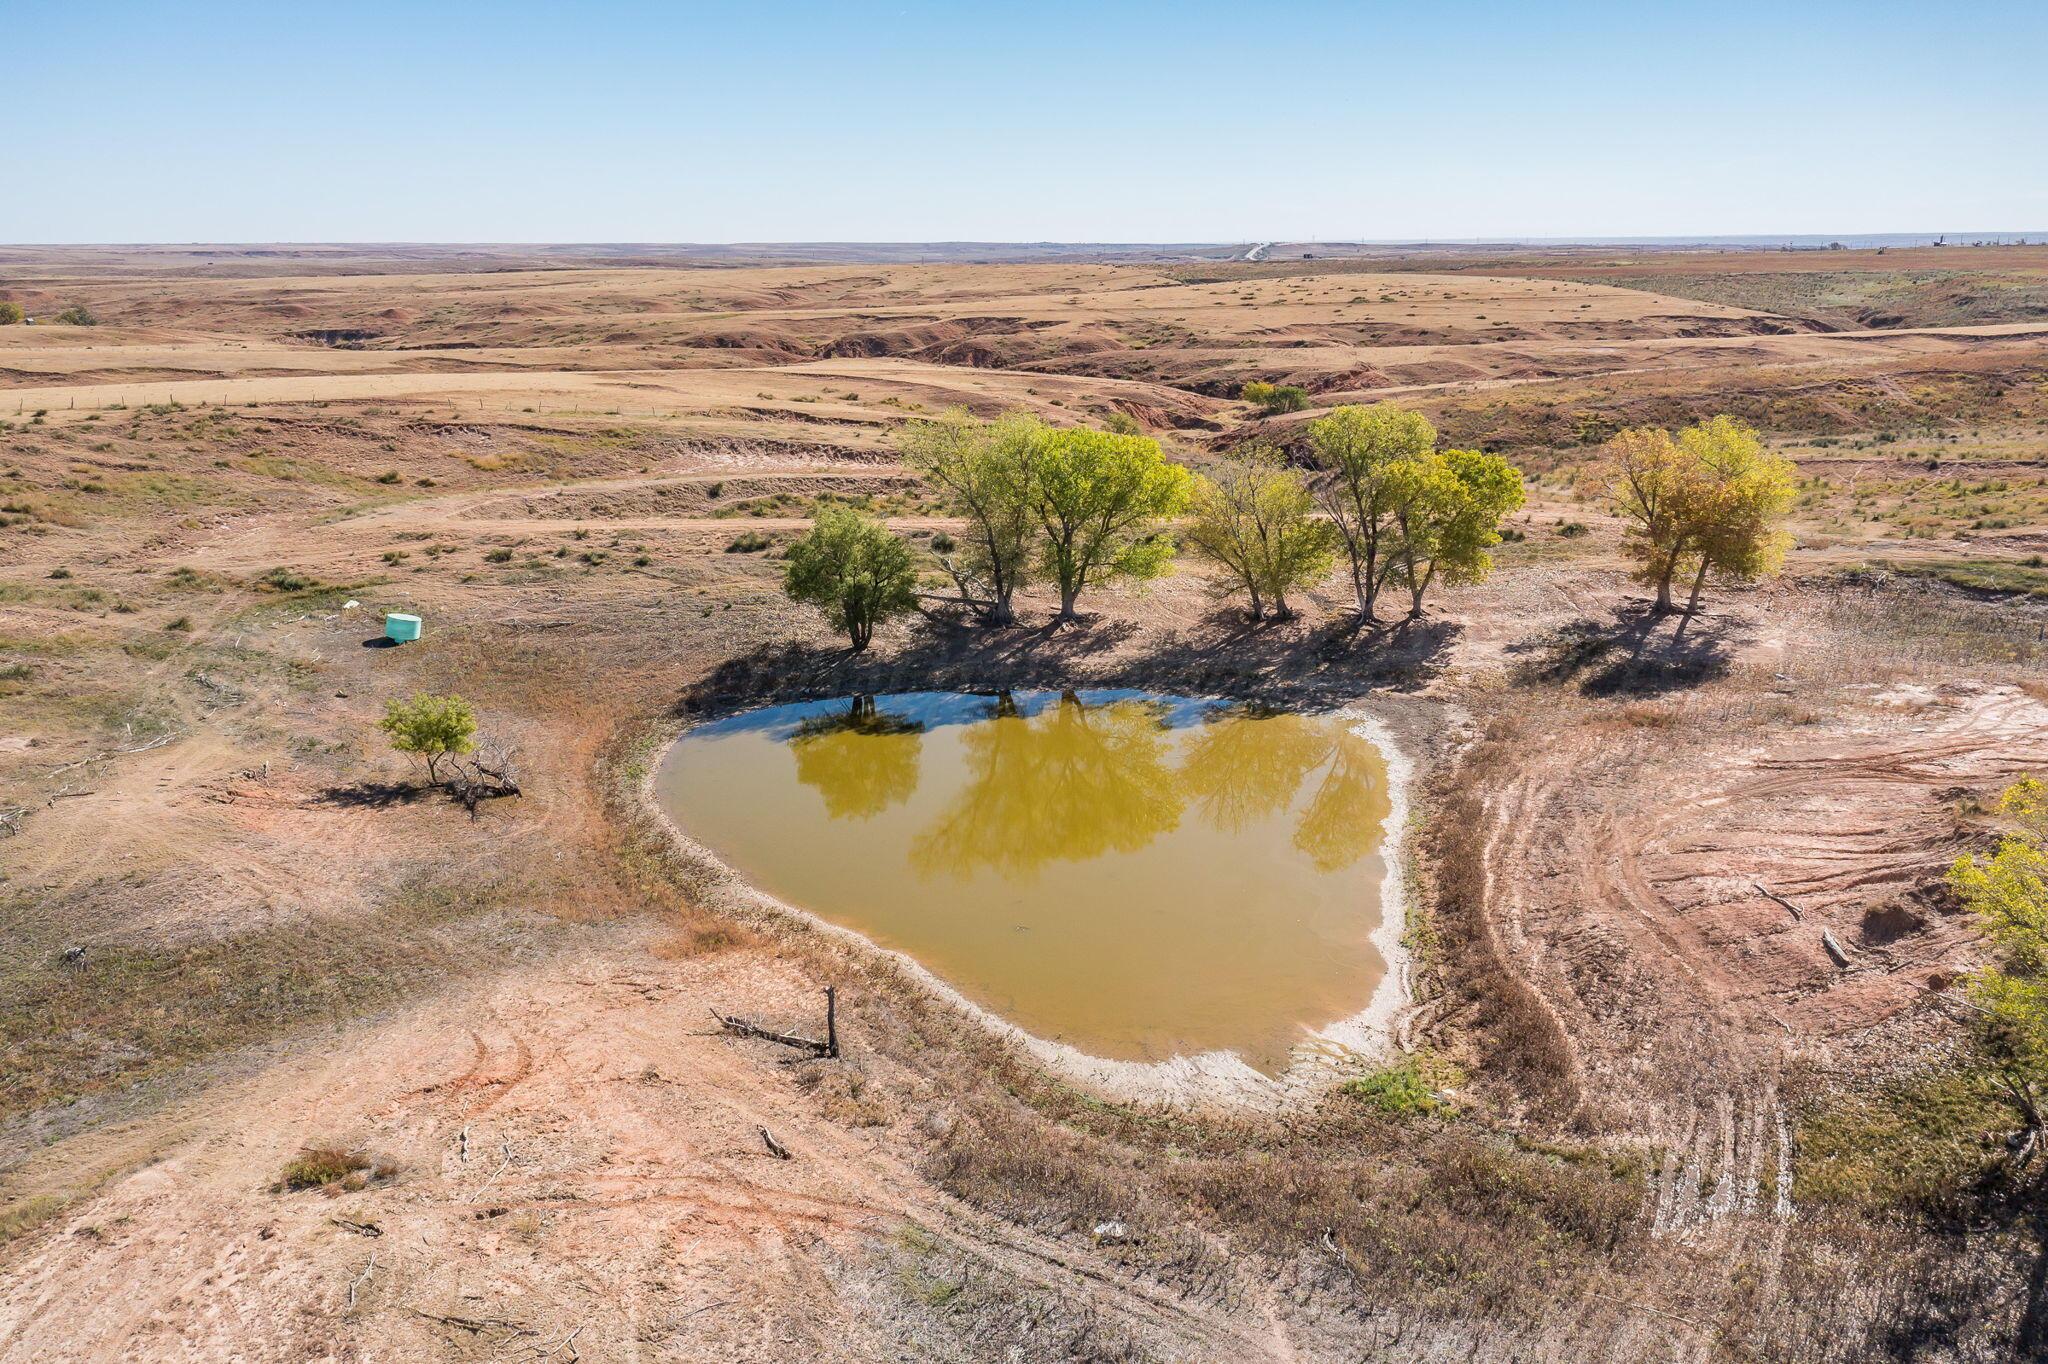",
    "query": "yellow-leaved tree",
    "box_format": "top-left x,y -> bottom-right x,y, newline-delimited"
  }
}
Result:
1606,415 -> 1795,615
1951,777 -> 2048,1164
